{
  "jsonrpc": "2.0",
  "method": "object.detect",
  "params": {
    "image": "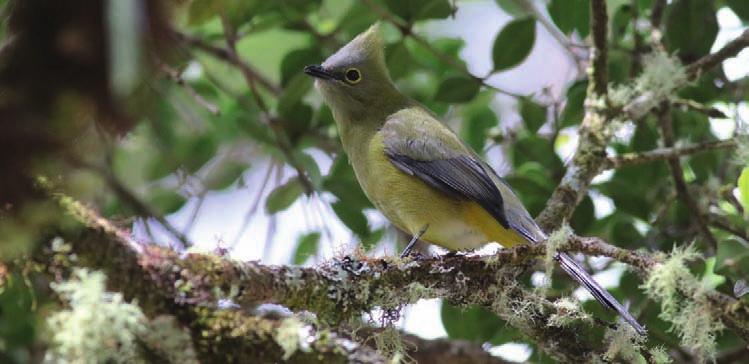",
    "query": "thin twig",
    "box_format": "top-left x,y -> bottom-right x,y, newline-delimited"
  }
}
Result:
172,29 -> 281,96
219,16 -> 315,195
657,105 -> 718,253
512,0 -> 586,73
231,161 -> 276,246
182,192 -> 206,236
605,138 -> 737,169
589,0 -> 609,96
156,60 -> 220,115
672,98 -> 728,118
708,214 -> 749,242
70,158 -> 193,249
649,0 -> 667,47
686,30 -> 749,79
